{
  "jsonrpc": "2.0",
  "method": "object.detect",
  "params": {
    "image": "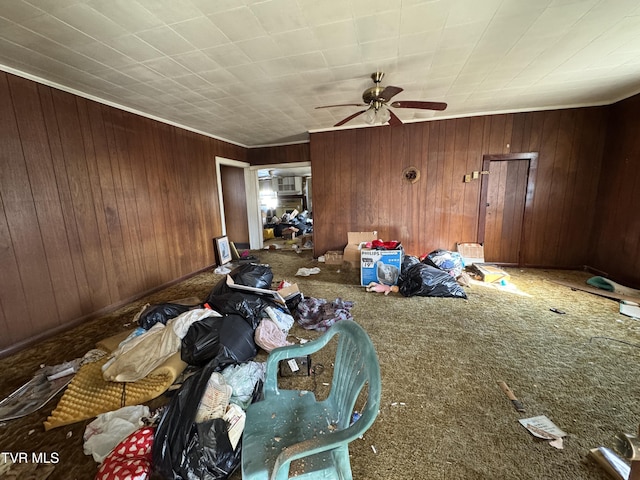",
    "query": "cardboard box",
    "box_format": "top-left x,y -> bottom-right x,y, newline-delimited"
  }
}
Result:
324,250 -> 344,265
278,283 -> 303,312
282,227 -> 299,240
457,243 -> 485,265
360,248 -> 403,286
343,231 -> 378,267
470,264 -> 510,283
